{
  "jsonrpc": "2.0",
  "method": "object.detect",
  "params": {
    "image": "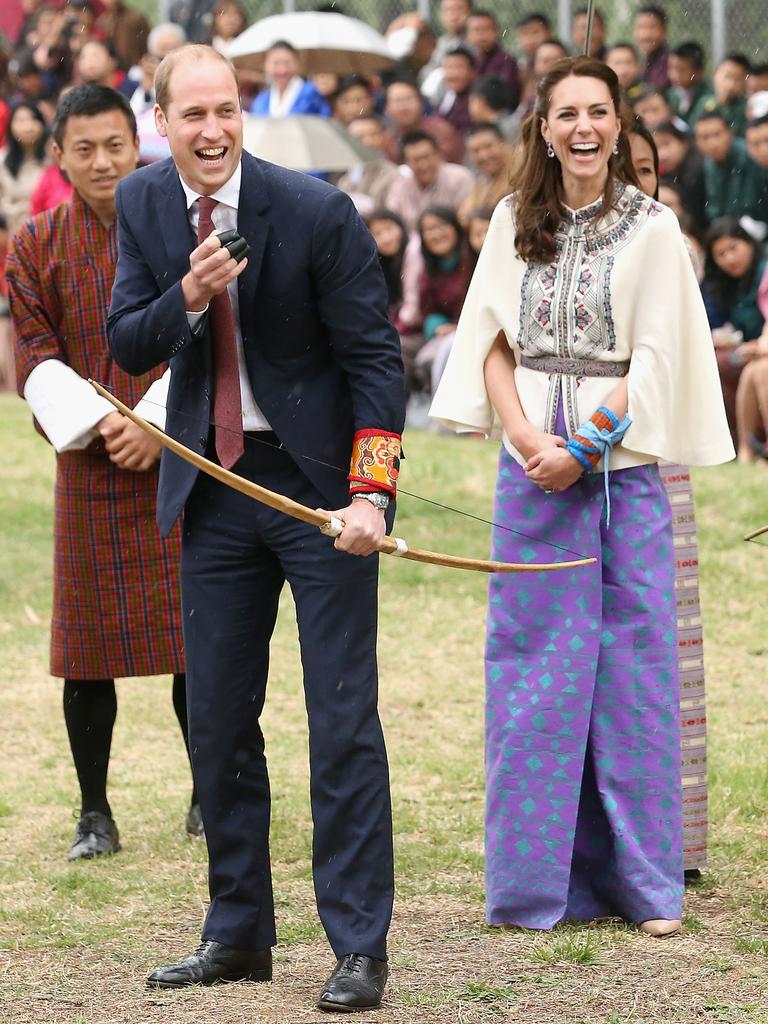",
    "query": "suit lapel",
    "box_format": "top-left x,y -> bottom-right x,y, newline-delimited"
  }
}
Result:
157,160 -> 196,287
236,153 -> 270,322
